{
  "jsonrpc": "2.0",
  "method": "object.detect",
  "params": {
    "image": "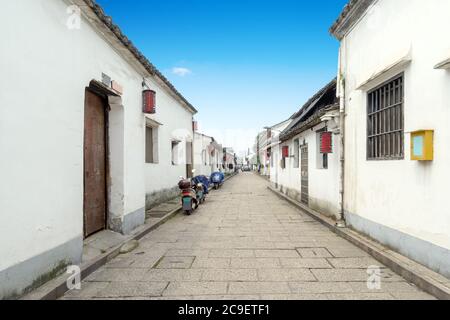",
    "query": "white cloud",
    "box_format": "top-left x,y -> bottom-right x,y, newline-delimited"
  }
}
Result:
172,67 -> 192,77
